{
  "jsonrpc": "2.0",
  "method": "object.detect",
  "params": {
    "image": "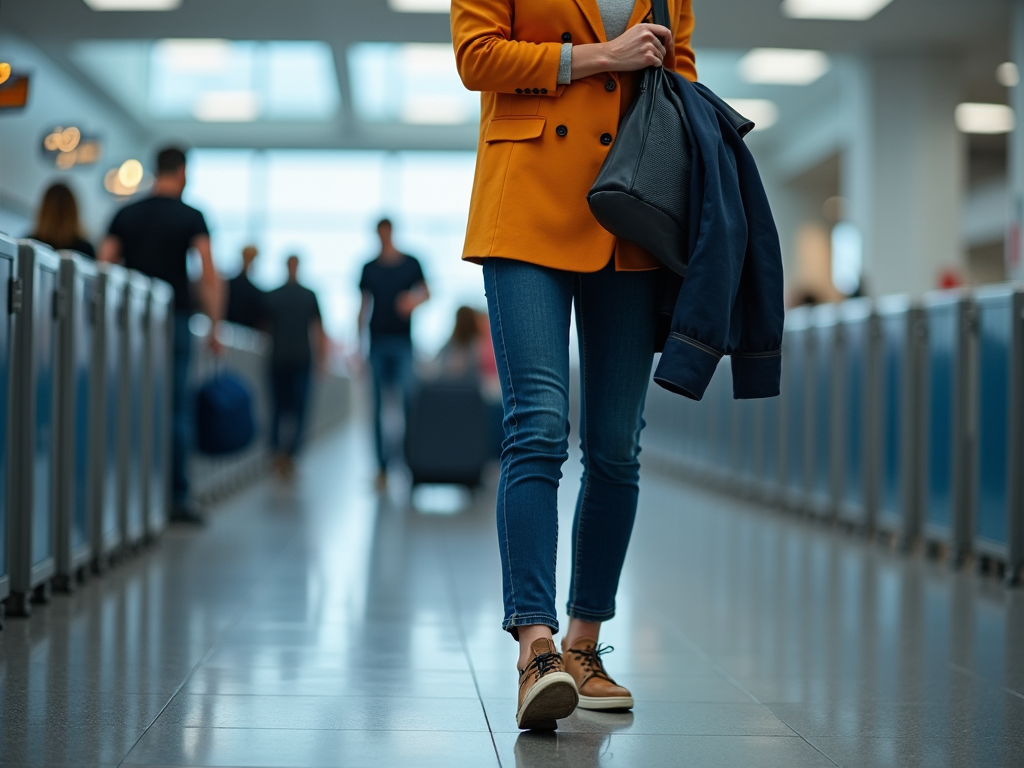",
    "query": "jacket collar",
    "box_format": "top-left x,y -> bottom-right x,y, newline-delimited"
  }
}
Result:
572,1 -> 656,43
